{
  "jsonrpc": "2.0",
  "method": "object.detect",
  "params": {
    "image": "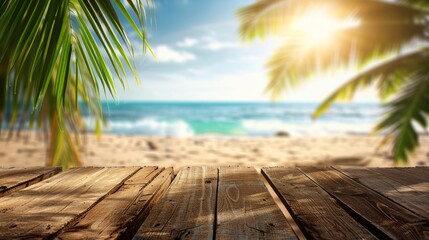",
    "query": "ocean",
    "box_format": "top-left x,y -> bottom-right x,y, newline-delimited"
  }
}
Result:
83,102 -> 381,137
